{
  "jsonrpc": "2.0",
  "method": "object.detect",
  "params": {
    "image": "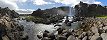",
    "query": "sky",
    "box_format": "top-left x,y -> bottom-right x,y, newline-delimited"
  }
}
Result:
0,0 -> 106,14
